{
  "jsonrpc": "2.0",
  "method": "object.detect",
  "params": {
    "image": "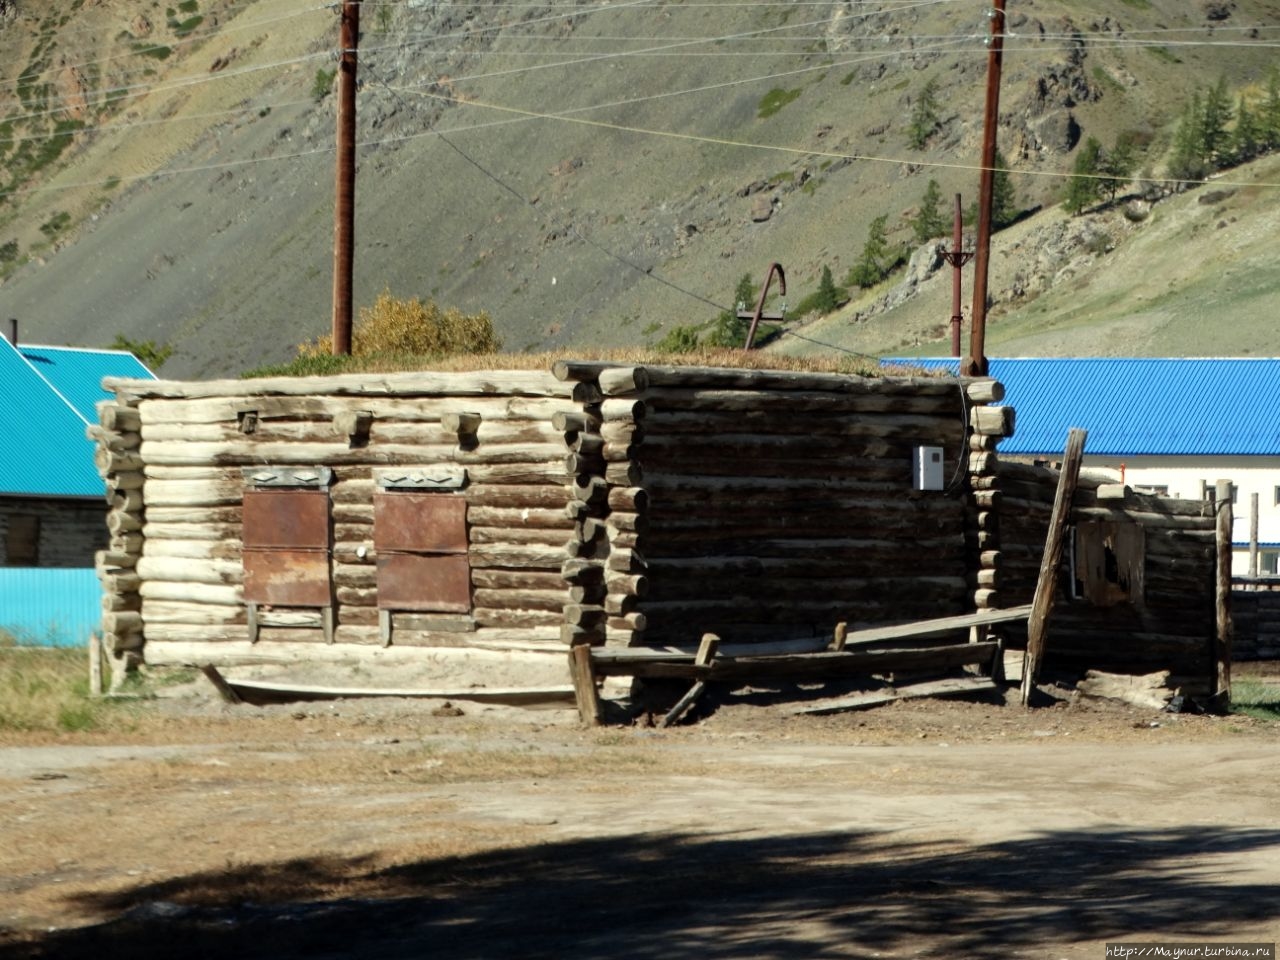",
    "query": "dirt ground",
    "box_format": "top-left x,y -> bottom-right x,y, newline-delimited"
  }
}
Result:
1,669 -> 1278,960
